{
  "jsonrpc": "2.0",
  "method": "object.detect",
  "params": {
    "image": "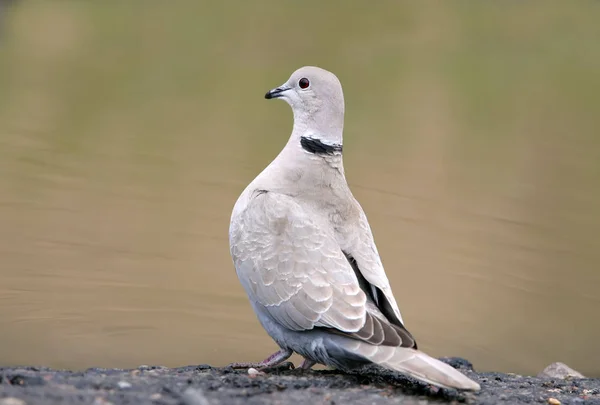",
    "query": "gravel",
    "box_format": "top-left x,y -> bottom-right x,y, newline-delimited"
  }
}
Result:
1,358 -> 599,405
